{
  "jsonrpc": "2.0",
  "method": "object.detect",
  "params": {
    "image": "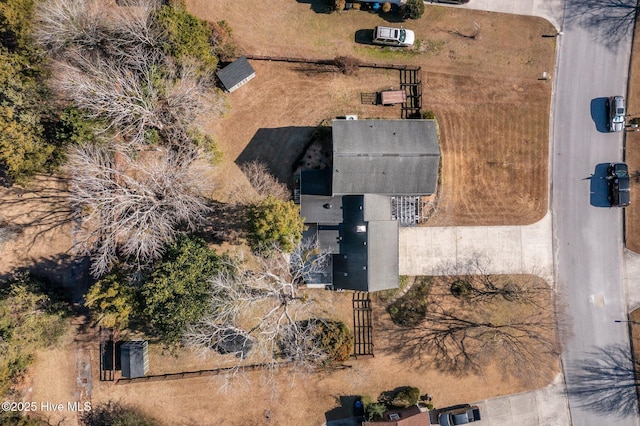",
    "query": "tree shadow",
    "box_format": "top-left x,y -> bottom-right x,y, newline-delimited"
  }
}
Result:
381,286 -> 559,386
565,0 -> 638,49
195,201 -> 248,246
0,175 -> 76,251
565,343 -> 640,417
296,0 -> 333,14
0,252 -> 92,305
